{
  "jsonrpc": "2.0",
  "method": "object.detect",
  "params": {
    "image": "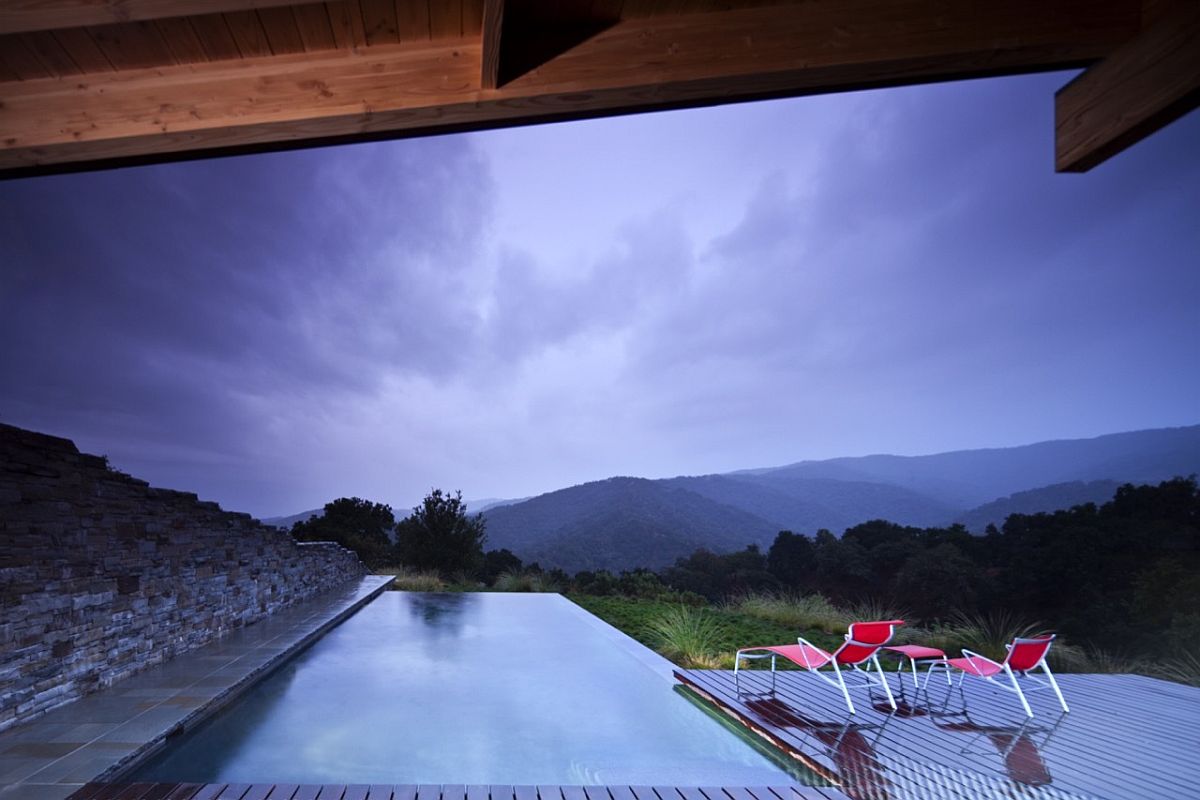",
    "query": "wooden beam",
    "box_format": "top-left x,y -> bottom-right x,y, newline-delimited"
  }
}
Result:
0,1 -> 307,35
480,0 -> 503,89
0,0 -> 1142,176
1055,1 -> 1200,172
